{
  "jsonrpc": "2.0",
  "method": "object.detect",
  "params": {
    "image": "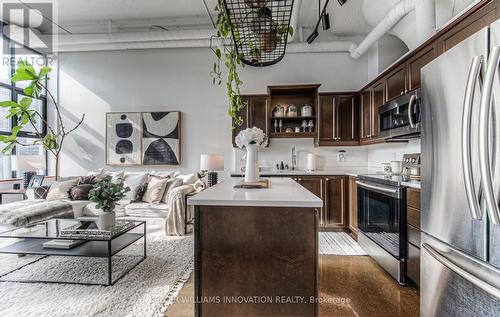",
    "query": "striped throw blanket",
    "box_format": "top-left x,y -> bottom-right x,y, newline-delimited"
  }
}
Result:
0,199 -> 73,227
